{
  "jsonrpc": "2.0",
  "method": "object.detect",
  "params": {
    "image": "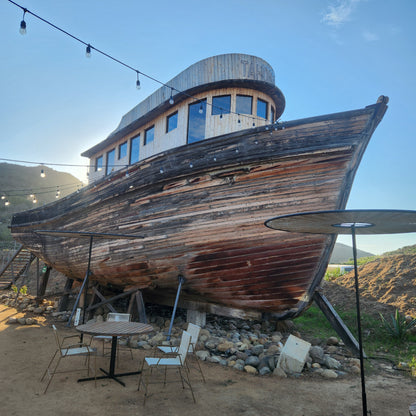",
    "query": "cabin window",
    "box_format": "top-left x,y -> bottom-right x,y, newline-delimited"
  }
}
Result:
144,126 -> 155,145
129,134 -> 140,164
212,95 -> 231,115
257,98 -> 268,119
166,111 -> 178,133
187,99 -> 207,144
118,141 -> 127,159
271,106 -> 275,123
95,155 -> 103,172
236,95 -> 252,115
106,148 -> 115,175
